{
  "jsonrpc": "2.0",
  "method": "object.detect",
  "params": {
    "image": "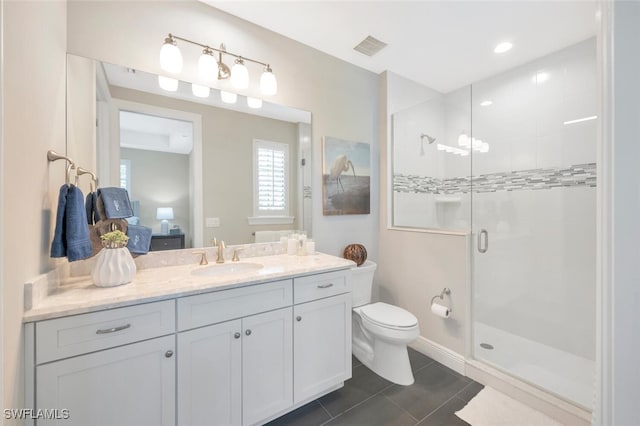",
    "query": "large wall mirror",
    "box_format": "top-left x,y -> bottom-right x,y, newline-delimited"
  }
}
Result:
66,54 -> 312,250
